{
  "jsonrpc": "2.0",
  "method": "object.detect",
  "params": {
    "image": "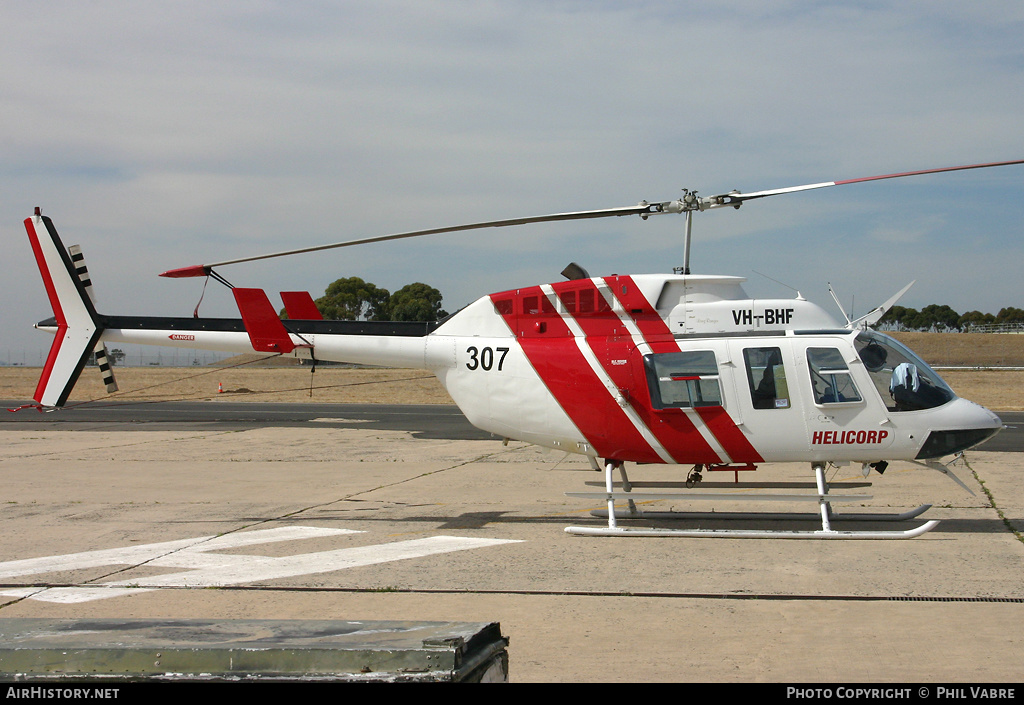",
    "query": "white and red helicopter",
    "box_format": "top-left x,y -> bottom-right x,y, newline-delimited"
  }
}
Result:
22,160 -> 1020,539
